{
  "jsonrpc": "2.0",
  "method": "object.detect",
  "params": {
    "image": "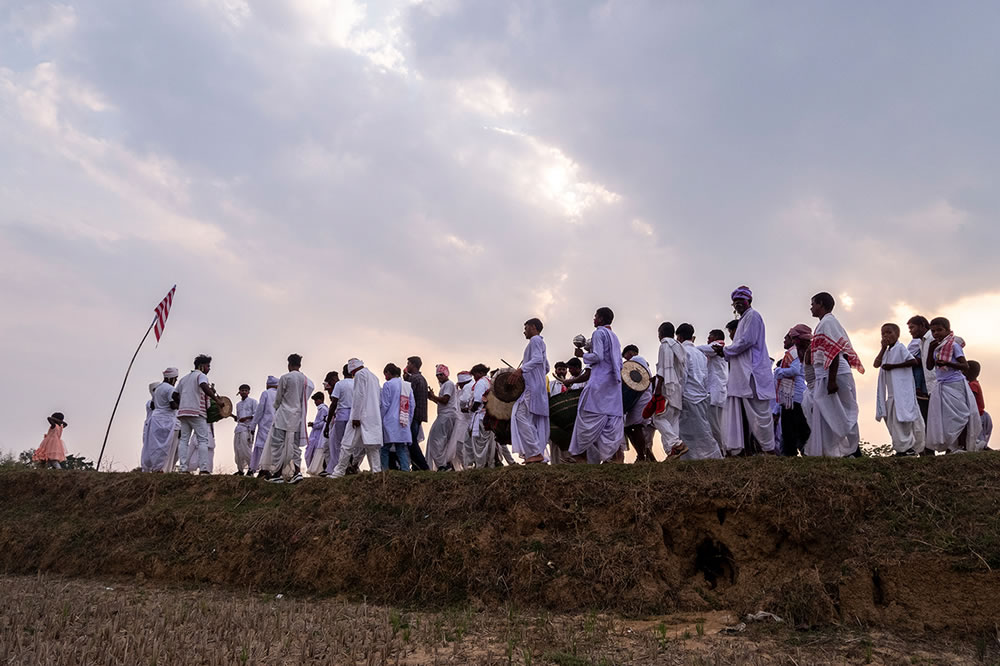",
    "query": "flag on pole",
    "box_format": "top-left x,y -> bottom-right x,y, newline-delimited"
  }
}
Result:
153,285 -> 177,342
